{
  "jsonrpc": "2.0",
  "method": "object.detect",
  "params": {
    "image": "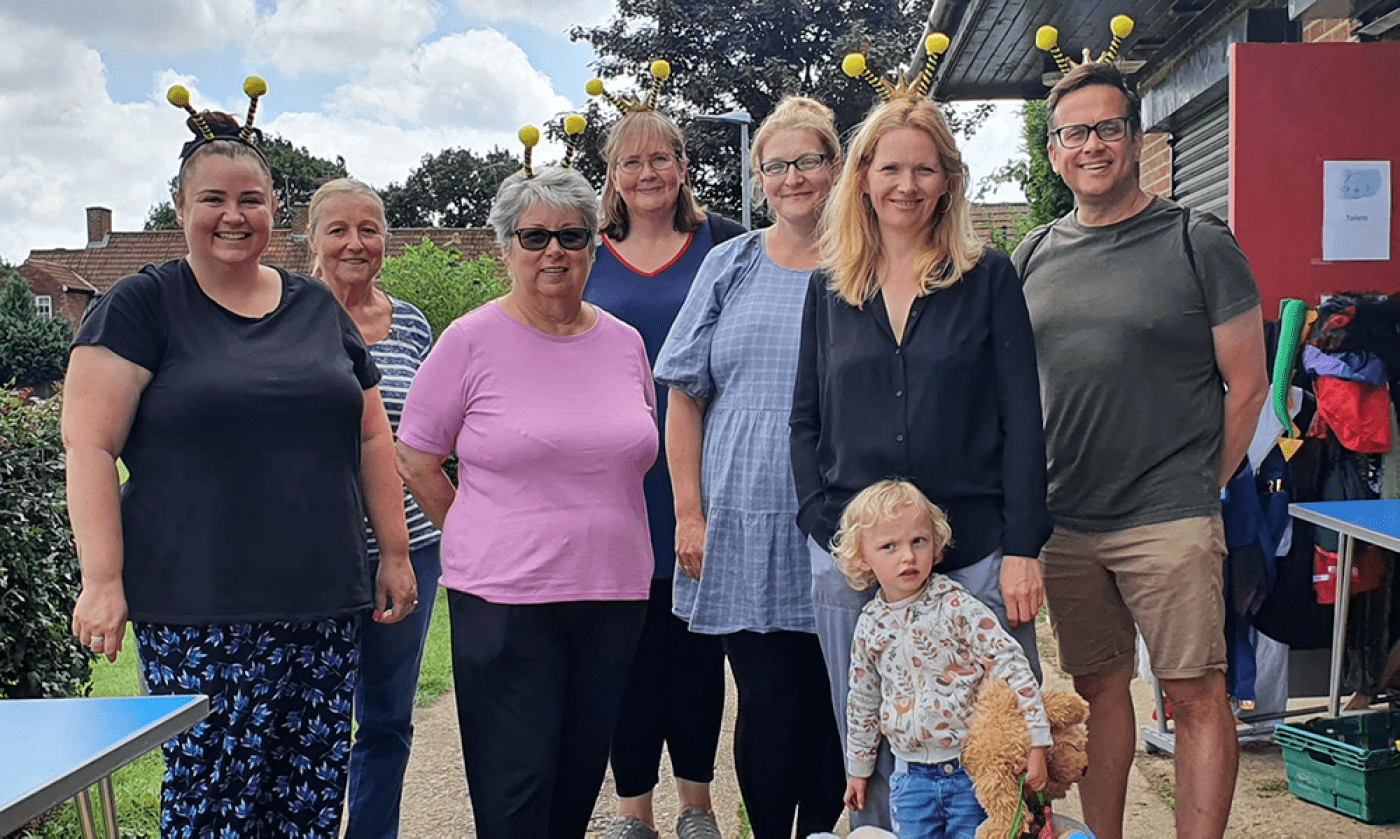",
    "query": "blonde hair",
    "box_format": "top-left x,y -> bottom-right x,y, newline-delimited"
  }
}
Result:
307,178 -> 389,278
831,480 -> 953,591
600,110 -> 707,240
749,96 -> 841,218
818,97 -> 984,307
